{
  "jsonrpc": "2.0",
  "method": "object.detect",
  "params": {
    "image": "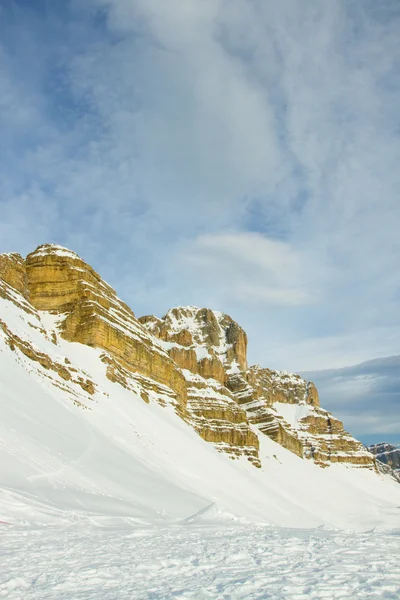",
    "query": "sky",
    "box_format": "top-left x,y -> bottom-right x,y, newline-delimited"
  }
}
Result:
1,0 -> 400,444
